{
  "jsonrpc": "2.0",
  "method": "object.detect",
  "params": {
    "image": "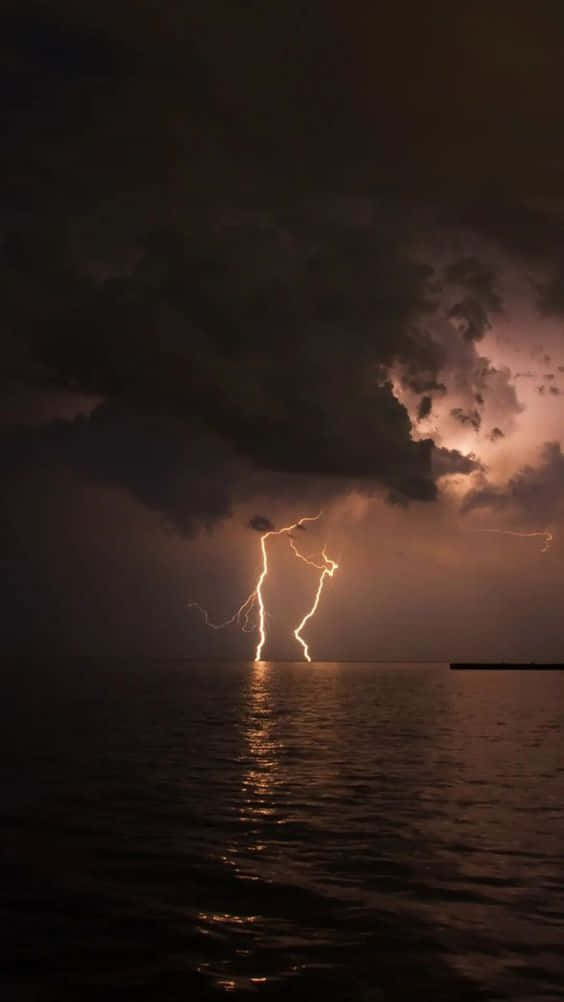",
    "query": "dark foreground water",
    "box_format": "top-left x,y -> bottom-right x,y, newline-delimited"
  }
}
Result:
2,660 -> 564,1001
